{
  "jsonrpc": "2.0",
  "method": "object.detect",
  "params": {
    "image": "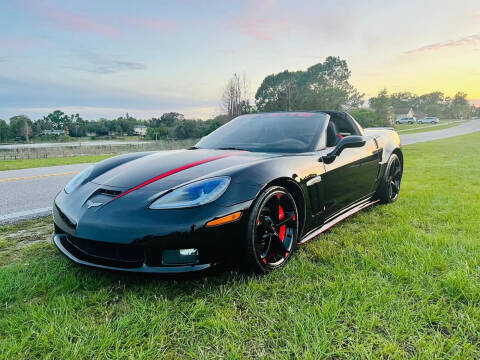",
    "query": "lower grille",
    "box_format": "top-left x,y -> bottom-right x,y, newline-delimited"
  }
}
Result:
62,235 -> 144,268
